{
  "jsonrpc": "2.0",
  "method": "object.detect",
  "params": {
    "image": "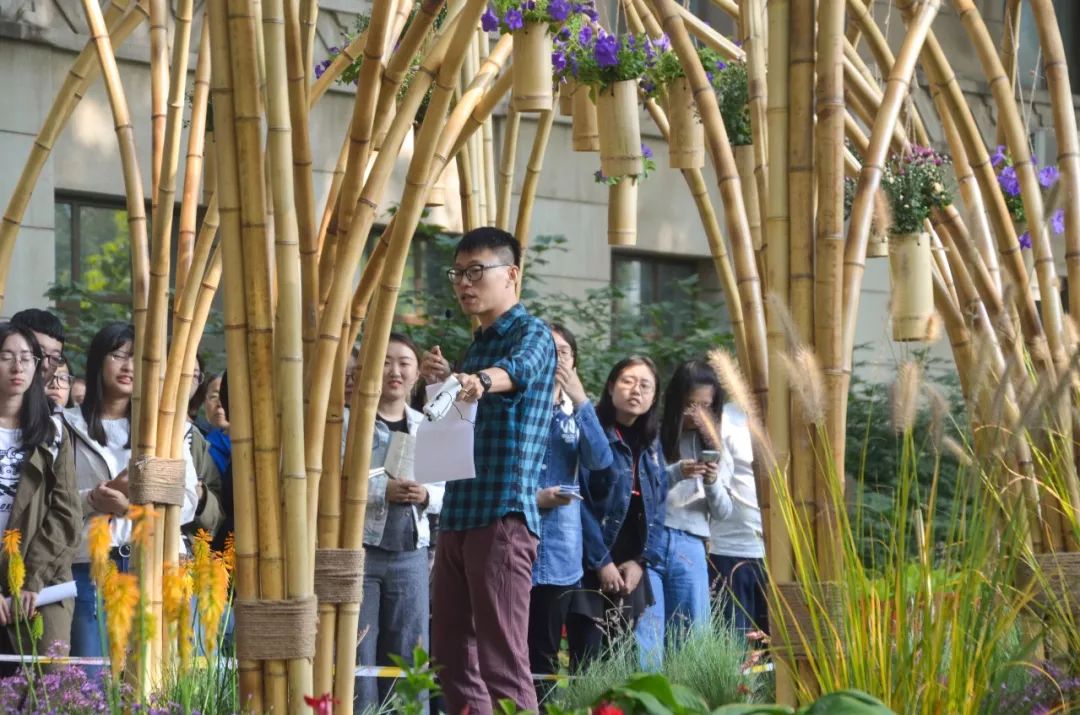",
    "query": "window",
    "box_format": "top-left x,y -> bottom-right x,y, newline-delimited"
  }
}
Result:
1015,1 -> 1080,93
53,194 -> 133,300
612,251 -> 708,338
364,222 -> 459,321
